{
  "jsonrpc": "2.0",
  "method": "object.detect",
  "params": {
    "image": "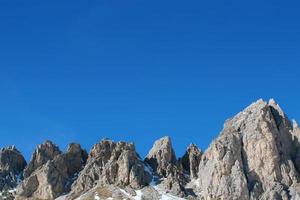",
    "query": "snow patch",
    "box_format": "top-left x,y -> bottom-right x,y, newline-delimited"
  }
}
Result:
120,188 -> 144,200
94,192 -> 101,200
160,193 -> 185,200
133,190 -> 143,200
55,194 -> 67,200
